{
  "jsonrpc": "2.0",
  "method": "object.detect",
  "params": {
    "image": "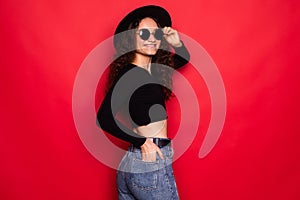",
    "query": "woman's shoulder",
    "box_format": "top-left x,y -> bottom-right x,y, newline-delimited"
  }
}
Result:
115,63 -> 135,80
113,64 -> 148,87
